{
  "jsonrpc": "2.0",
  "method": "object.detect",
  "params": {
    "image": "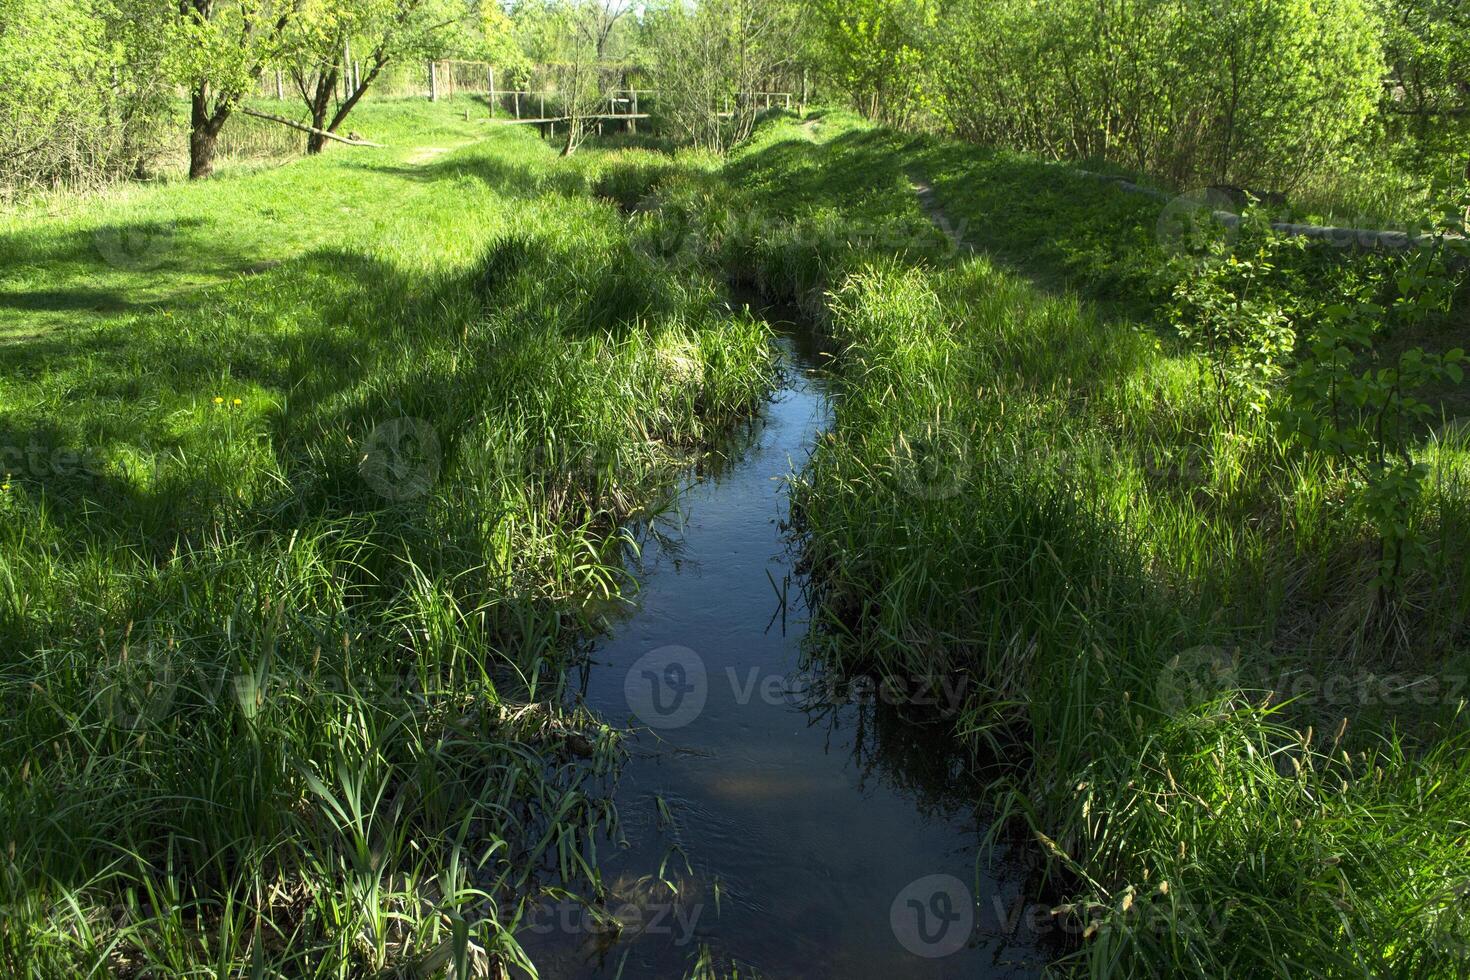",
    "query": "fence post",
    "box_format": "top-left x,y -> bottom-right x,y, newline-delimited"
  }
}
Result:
275,70 -> 284,100
428,61 -> 438,102
513,91 -> 521,119
801,69 -> 808,113
631,91 -> 638,134
488,67 -> 496,117
540,93 -> 545,119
